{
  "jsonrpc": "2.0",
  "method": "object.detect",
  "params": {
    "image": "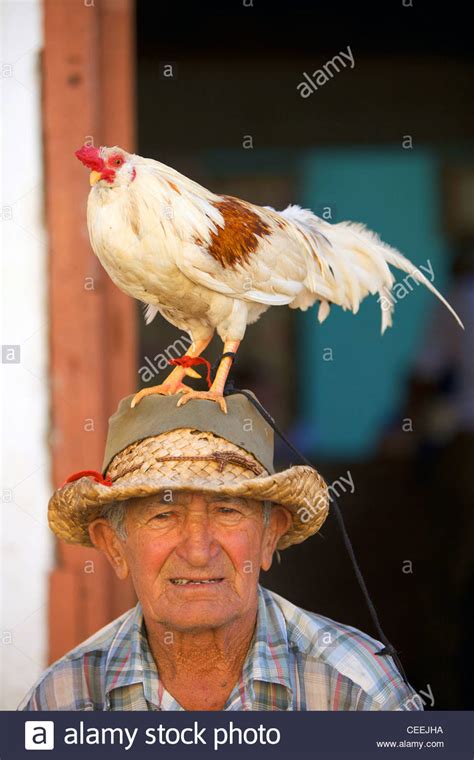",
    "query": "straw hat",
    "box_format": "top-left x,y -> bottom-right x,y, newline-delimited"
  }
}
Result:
48,391 -> 329,550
